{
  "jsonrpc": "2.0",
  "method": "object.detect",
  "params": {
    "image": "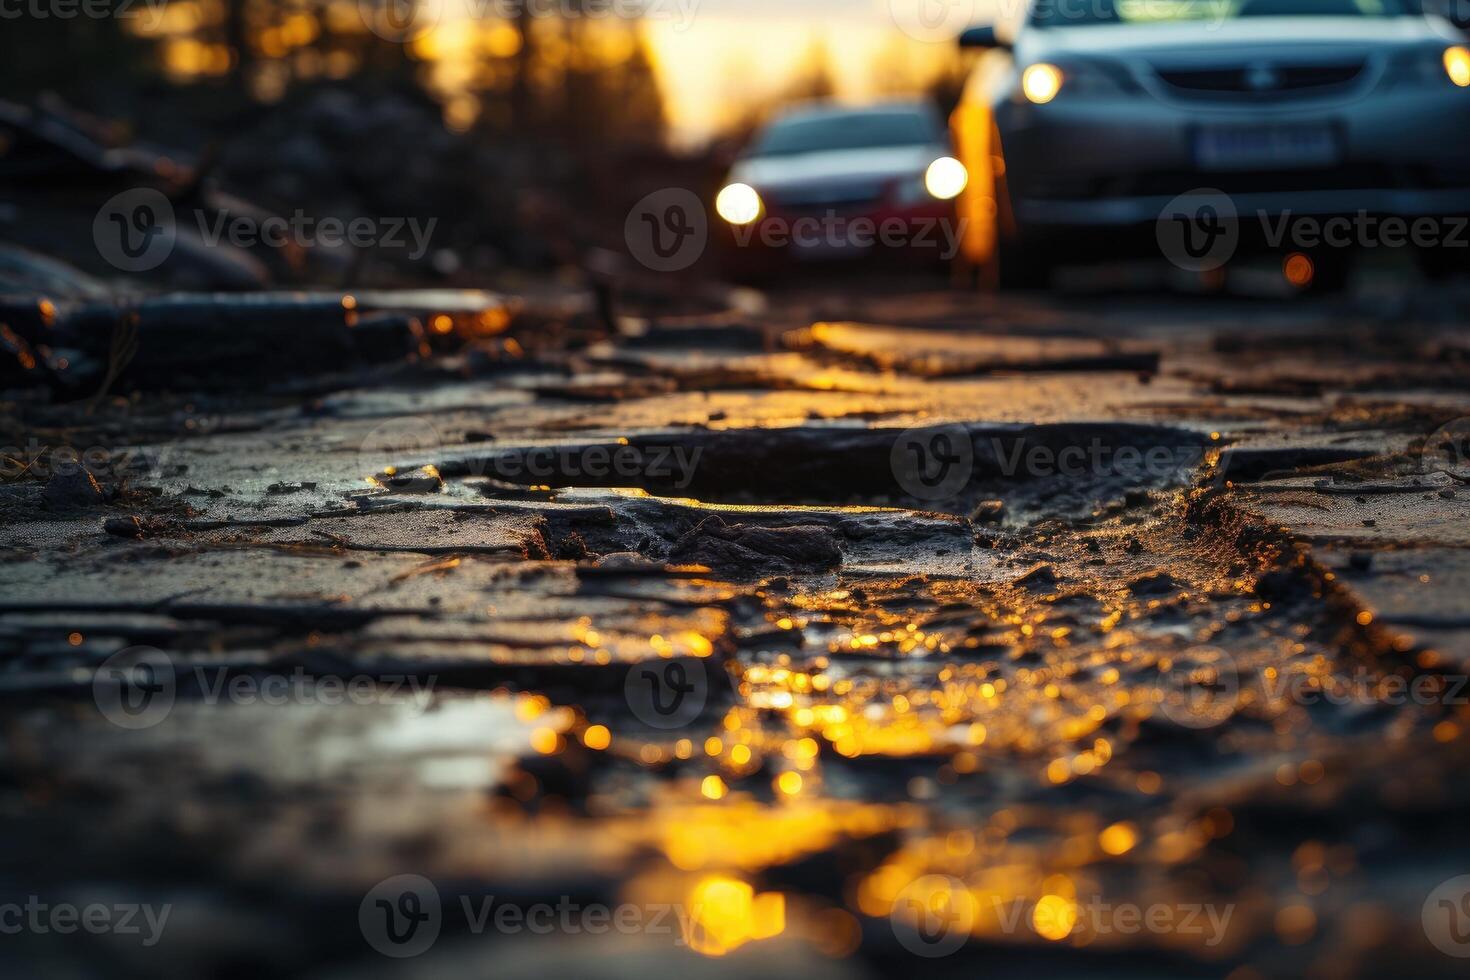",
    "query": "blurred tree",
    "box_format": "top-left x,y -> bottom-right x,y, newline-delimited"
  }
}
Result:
0,18 -> 152,109
870,36 -> 921,96
508,15 -> 664,149
783,36 -> 836,104
926,60 -> 968,117
1,0 -> 666,151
